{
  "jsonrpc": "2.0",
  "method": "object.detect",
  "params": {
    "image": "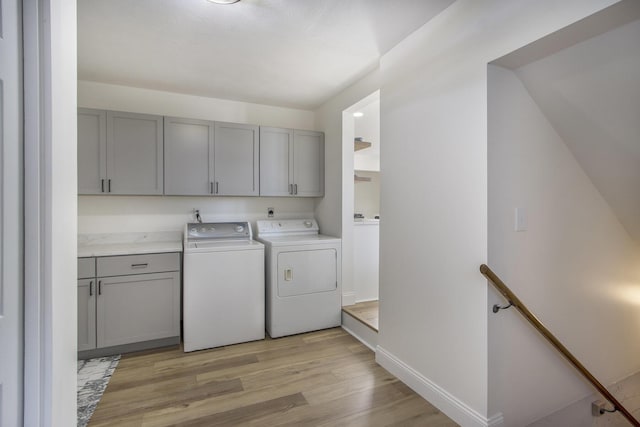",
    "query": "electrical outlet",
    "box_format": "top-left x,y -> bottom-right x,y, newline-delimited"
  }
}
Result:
267,207 -> 275,218
592,400 -> 606,416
